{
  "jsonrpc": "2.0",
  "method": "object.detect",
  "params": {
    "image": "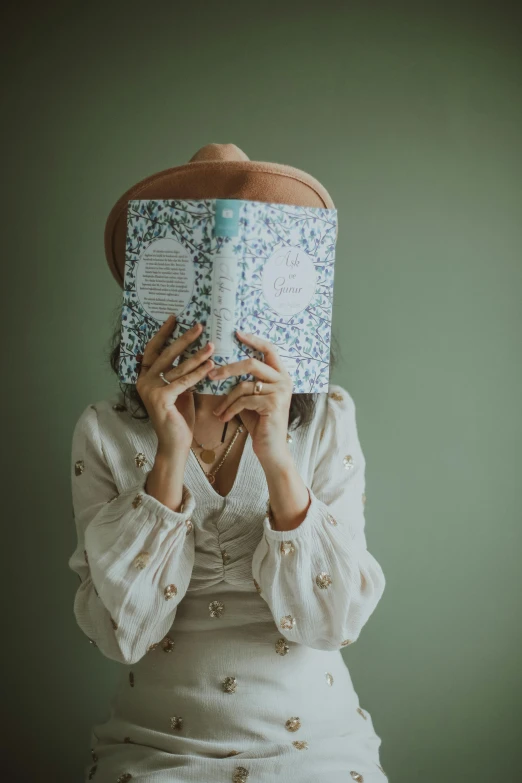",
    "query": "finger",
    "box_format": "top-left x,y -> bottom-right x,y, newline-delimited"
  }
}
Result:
213,379 -> 269,416
139,315 -> 180,376
209,356 -> 280,384
157,358 -> 215,397
155,322 -> 209,374
236,330 -> 286,373
218,394 -> 273,422
141,314 -> 178,363
143,321 -> 203,377
162,342 -> 214,383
